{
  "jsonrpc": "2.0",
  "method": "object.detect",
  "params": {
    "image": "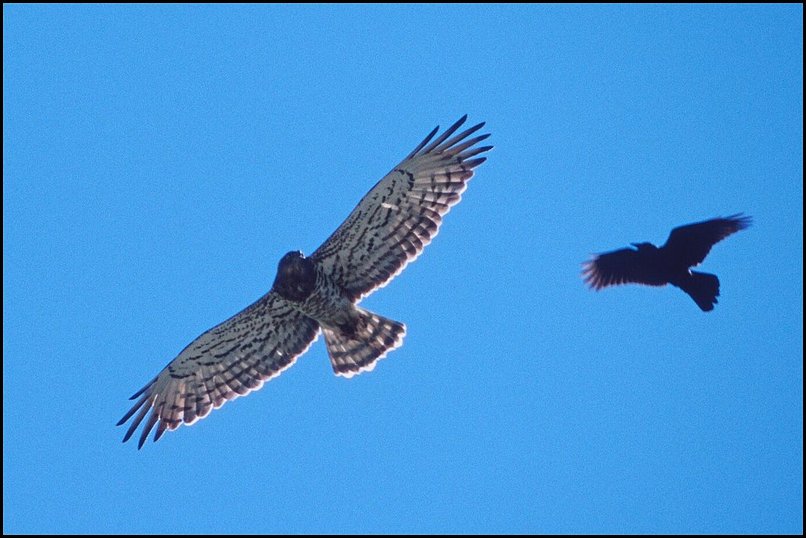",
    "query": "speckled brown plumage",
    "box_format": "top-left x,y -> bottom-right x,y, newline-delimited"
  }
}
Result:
118,116 -> 492,448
